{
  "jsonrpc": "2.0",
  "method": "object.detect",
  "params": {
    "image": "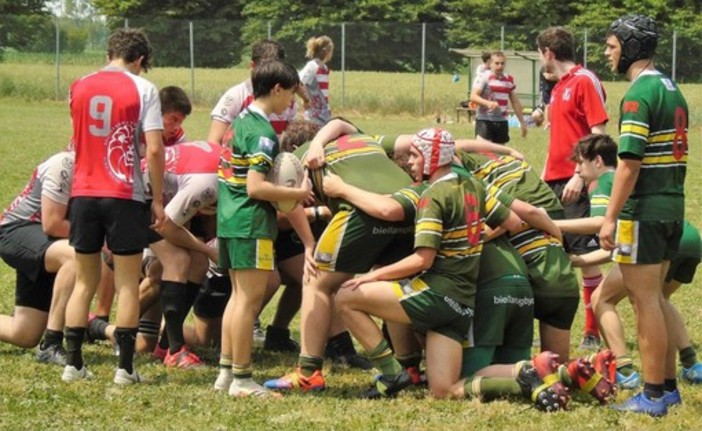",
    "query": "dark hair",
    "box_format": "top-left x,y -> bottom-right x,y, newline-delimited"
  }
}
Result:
251,60 -> 300,99
481,51 -> 492,63
536,27 -> 575,62
159,86 -> 192,116
107,28 -> 153,72
572,134 -> 618,168
251,40 -> 286,64
280,120 -> 321,152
